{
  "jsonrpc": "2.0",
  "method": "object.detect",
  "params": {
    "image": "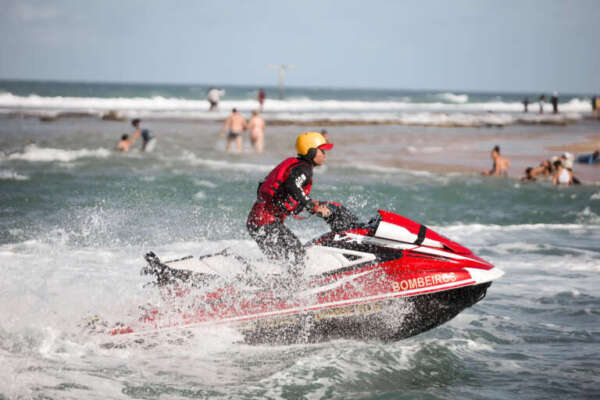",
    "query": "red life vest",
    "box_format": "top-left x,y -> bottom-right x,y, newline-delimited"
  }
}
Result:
249,158 -> 312,225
